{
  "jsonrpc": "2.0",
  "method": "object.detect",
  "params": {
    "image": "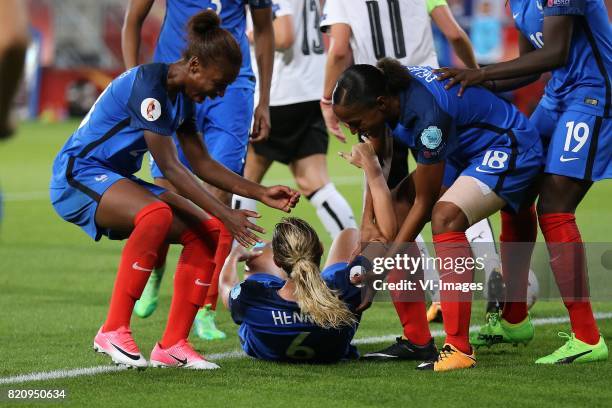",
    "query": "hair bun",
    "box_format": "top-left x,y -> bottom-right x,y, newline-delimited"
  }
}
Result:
188,9 -> 221,36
